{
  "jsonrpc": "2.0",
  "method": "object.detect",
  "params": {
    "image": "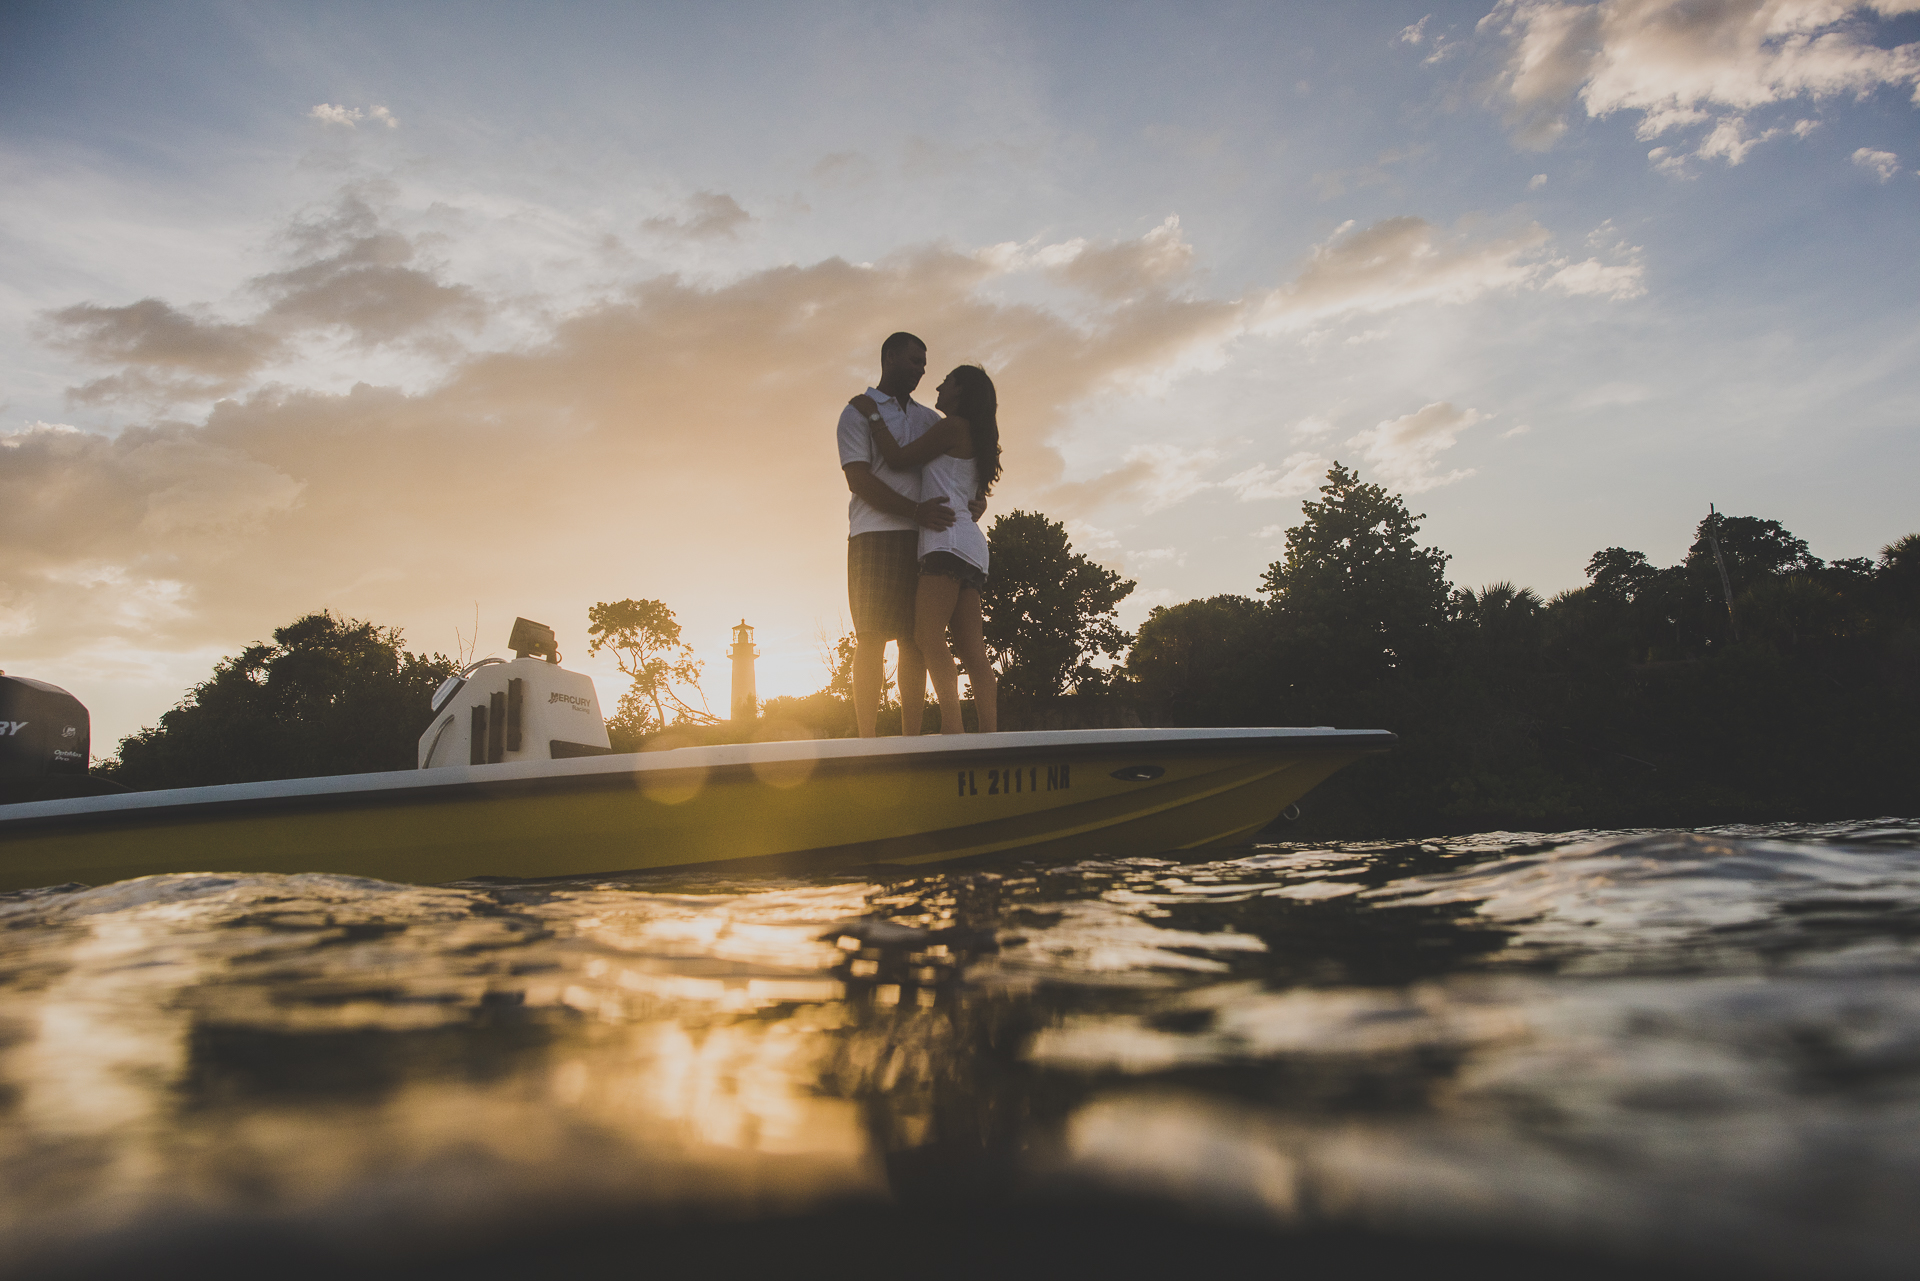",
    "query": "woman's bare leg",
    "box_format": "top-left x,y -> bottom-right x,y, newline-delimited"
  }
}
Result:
914,574 -> 966,734
948,587 -> 996,734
